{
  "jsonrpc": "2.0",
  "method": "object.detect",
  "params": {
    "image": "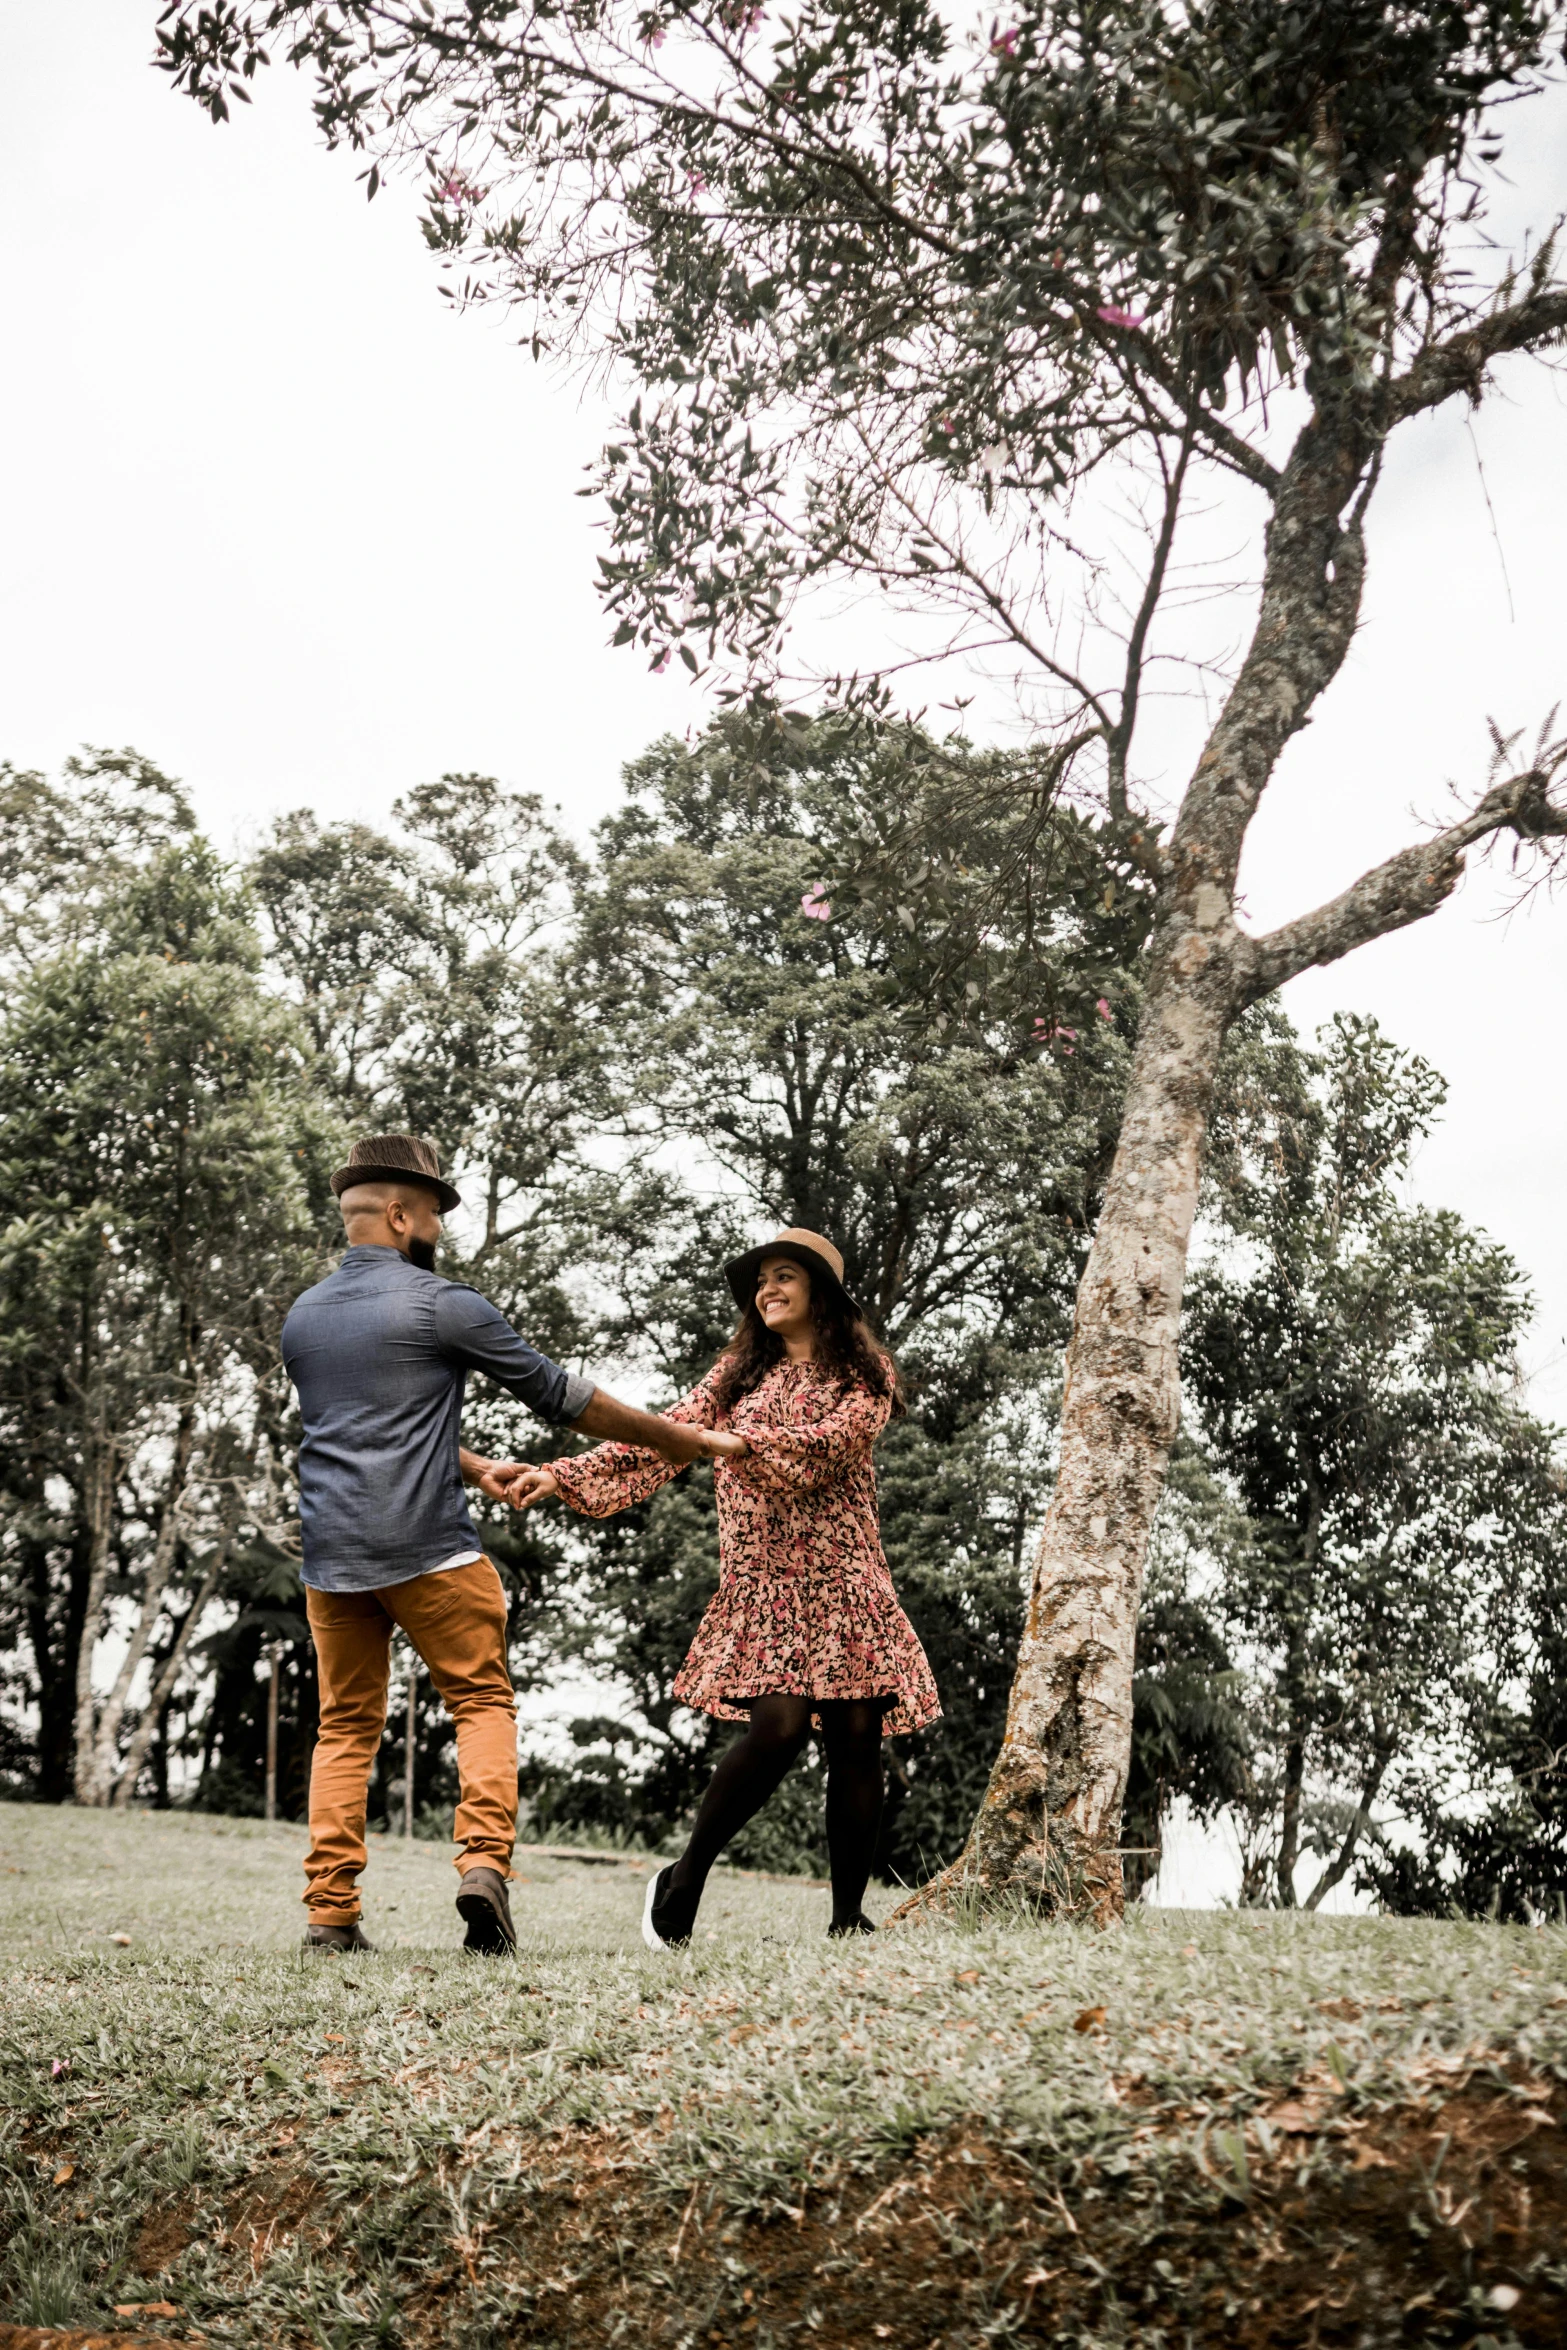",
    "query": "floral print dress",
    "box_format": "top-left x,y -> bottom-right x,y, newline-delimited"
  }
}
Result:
547,1359 -> 941,1739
